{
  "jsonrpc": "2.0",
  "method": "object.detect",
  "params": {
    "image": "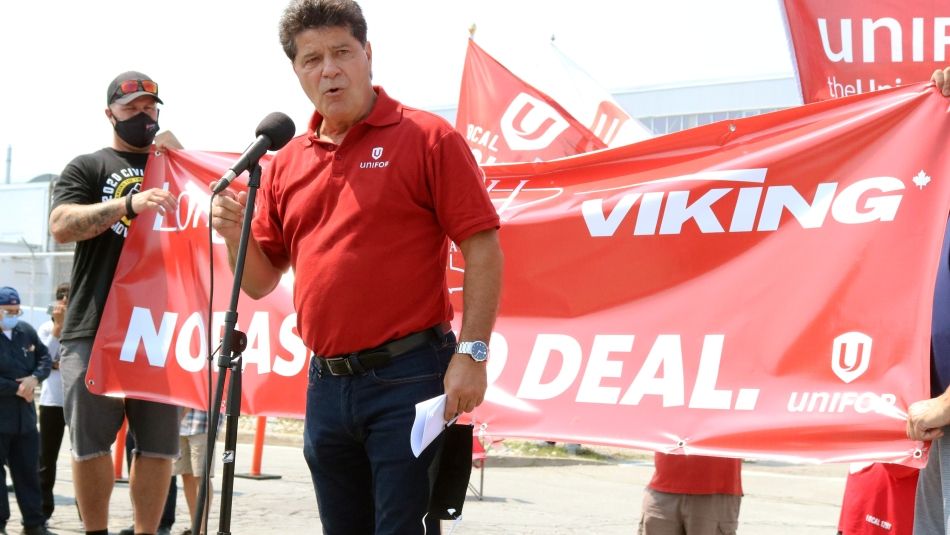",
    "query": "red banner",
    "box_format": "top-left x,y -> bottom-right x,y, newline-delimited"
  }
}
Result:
455,39 -> 606,164
783,0 -> 950,102
91,83 -> 950,464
